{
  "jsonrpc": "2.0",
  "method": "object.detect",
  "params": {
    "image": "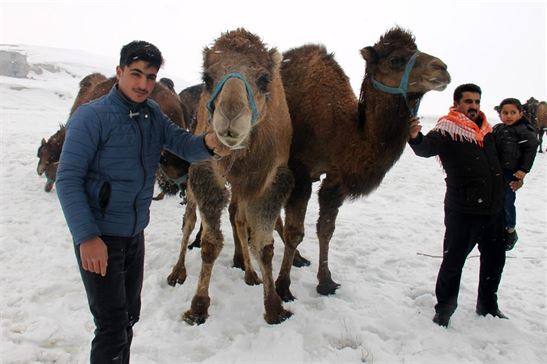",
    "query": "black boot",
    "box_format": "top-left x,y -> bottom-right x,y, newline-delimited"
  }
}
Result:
433,312 -> 451,327
476,302 -> 508,319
